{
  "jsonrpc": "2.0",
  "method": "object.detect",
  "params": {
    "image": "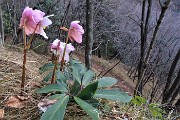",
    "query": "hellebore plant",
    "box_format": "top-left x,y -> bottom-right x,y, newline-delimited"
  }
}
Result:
19,7 -> 52,89
37,21 -> 132,120
50,39 -> 75,83
38,59 -> 132,120
50,21 -> 83,84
